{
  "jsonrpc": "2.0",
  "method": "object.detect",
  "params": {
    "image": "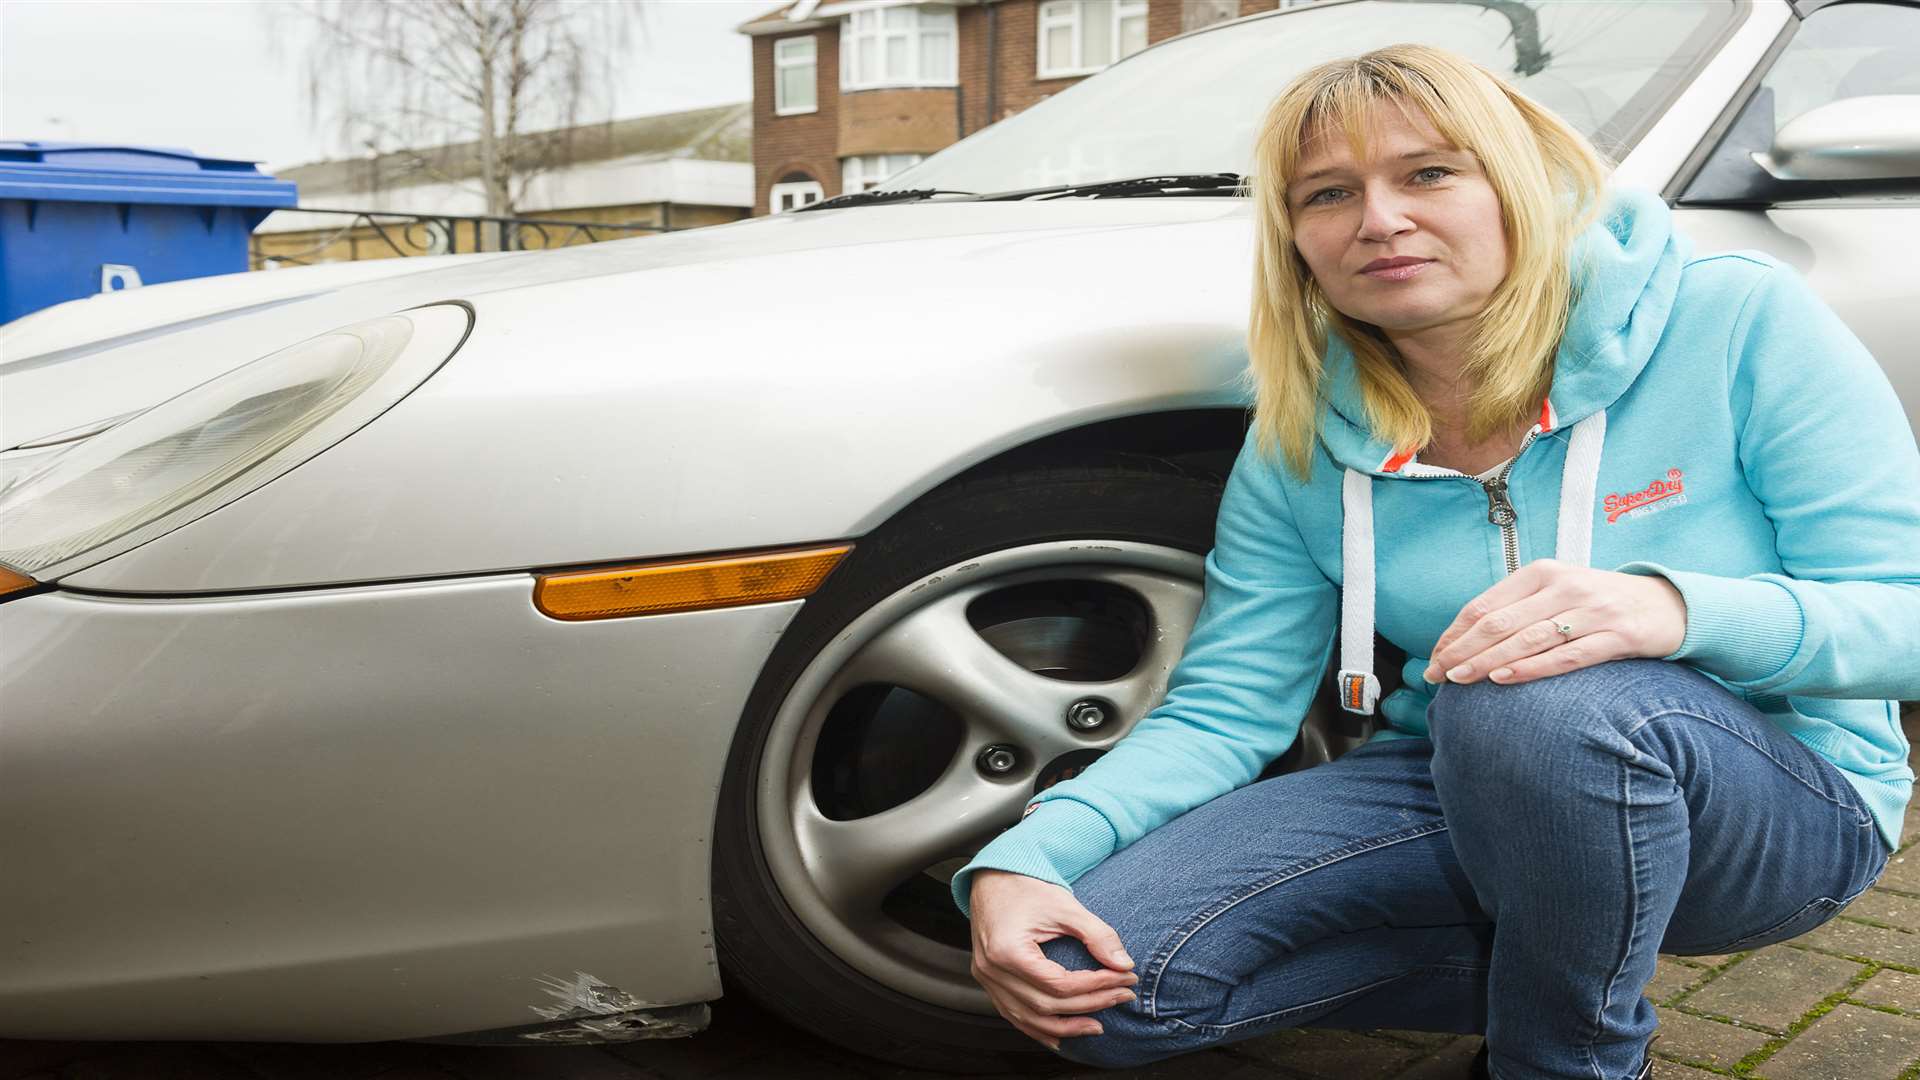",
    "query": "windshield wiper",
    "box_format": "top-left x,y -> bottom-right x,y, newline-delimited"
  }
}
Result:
796,187 -> 978,212
976,172 -> 1247,201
